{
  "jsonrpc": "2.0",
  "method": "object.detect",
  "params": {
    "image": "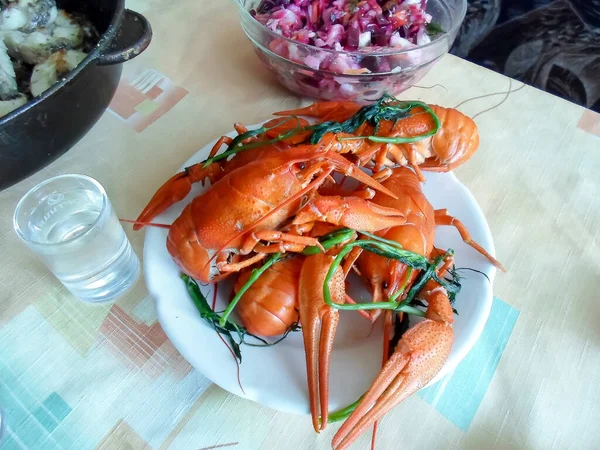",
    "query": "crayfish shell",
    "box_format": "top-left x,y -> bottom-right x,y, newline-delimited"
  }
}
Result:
233,257 -> 302,337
